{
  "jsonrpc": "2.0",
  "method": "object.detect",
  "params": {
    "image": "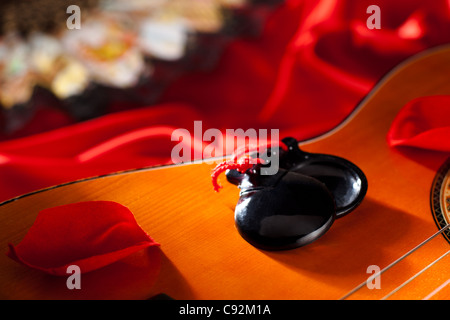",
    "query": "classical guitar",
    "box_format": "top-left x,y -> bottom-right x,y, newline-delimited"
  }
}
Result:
1,46 -> 450,300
